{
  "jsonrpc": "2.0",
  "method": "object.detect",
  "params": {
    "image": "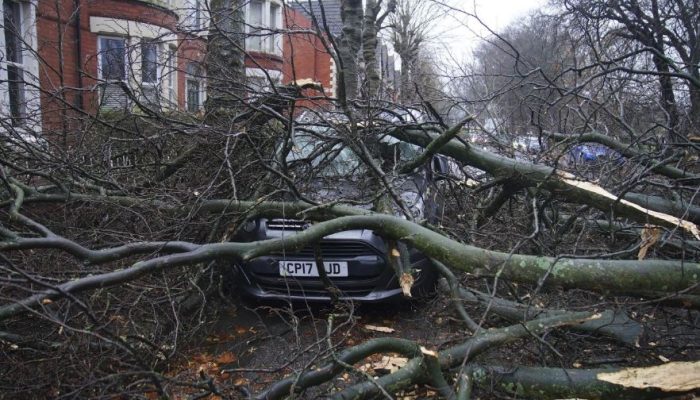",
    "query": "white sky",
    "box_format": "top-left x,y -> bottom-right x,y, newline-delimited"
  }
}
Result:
429,0 -> 548,65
